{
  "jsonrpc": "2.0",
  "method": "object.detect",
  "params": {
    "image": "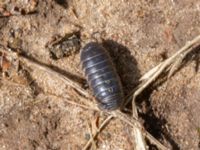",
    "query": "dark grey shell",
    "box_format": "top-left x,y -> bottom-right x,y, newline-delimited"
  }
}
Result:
80,42 -> 124,111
